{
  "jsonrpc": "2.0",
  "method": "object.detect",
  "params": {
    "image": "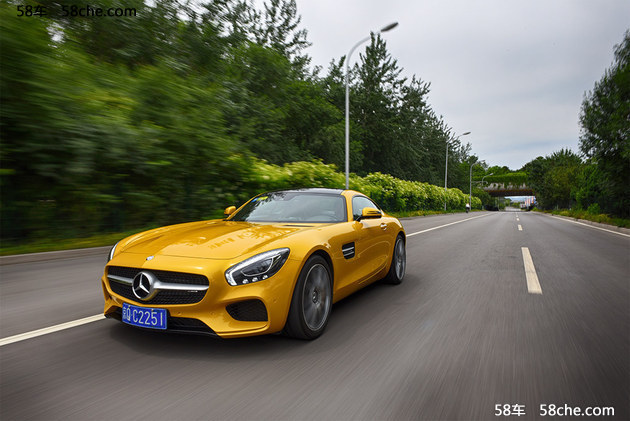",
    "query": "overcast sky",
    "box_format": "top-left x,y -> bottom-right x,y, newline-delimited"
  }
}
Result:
293,0 -> 629,170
